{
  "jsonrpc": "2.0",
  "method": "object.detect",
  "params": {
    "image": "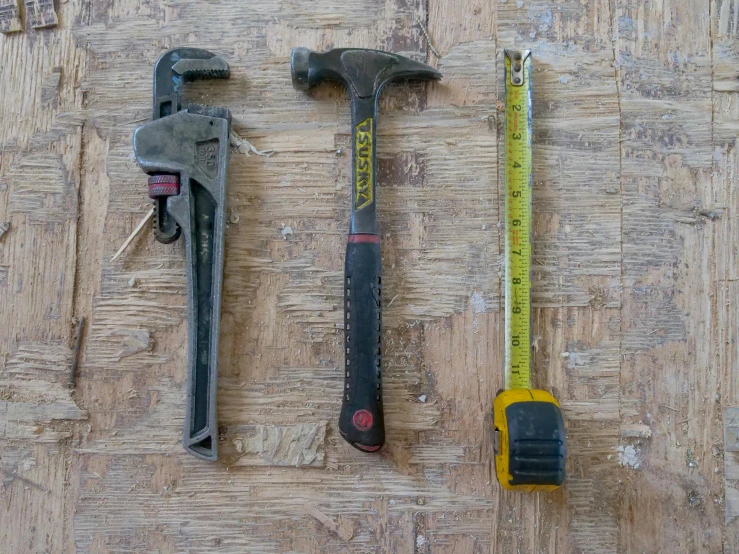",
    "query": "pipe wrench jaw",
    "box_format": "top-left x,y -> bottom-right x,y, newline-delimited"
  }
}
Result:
148,48 -> 230,244
153,48 -> 230,120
